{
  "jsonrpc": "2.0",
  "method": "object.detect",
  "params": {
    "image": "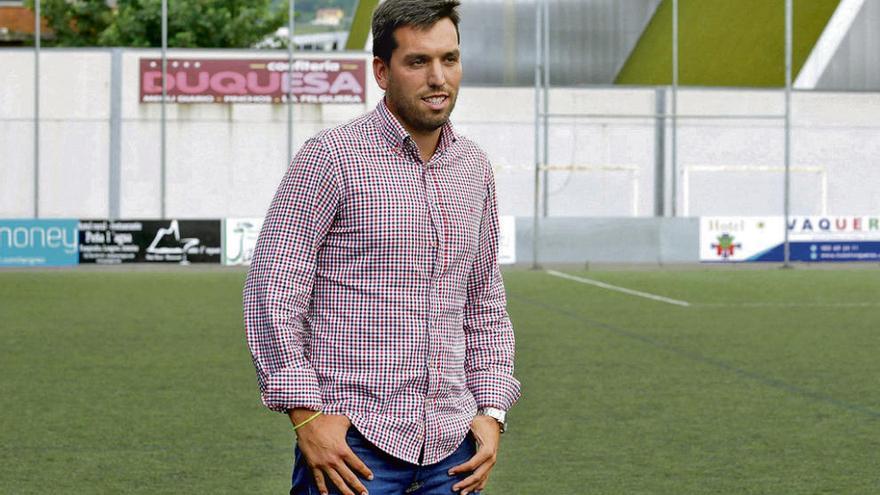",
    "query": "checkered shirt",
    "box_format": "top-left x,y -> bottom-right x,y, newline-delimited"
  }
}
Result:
243,99 -> 521,465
